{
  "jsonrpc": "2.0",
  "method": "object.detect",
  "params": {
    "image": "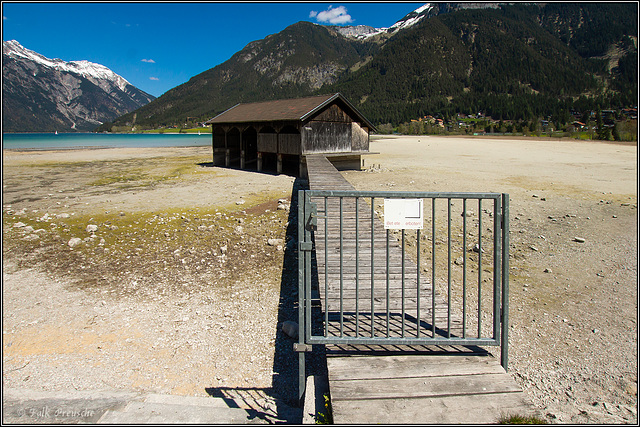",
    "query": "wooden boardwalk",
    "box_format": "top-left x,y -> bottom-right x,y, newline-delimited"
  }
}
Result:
304,154 -> 539,424
306,154 -> 462,342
